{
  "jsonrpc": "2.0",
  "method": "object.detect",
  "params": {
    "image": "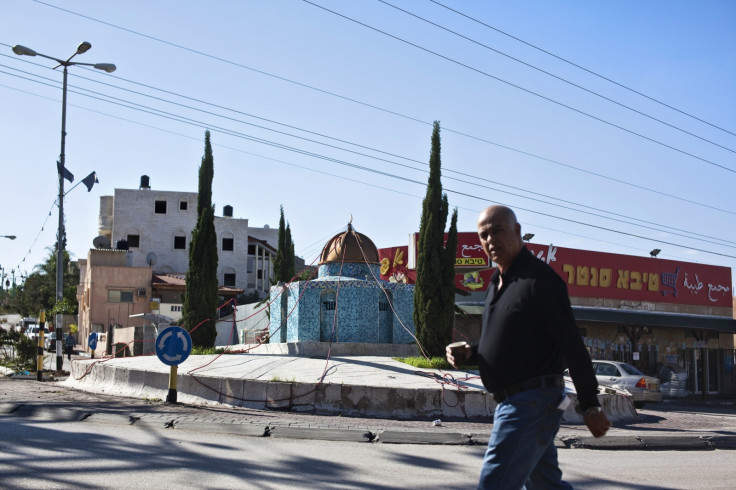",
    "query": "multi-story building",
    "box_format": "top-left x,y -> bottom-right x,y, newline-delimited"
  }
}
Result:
99,176 -> 260,290
76,176 -> 278,353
